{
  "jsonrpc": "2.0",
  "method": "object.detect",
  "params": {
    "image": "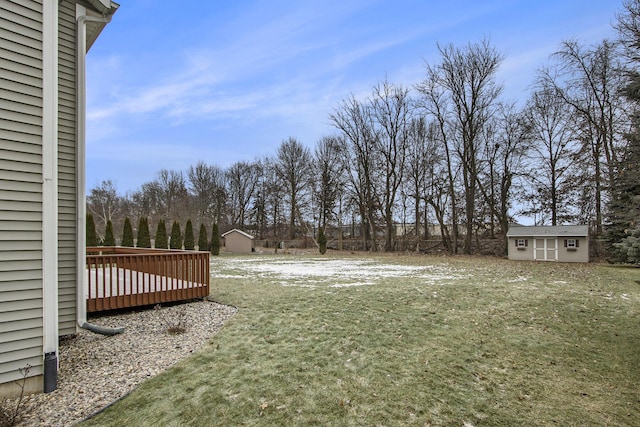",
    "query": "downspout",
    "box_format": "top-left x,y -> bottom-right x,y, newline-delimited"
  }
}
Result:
75,7 -> 112,330
42,0 -> 59,393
